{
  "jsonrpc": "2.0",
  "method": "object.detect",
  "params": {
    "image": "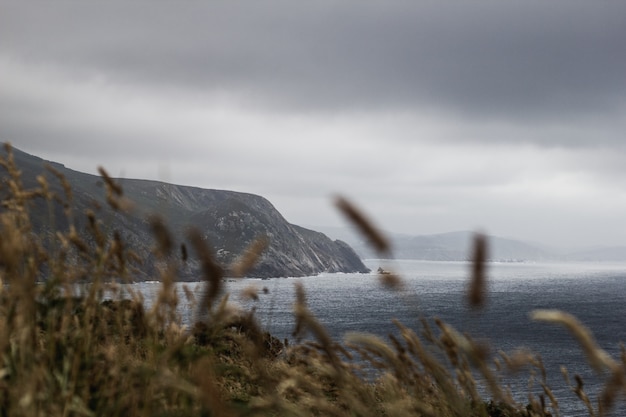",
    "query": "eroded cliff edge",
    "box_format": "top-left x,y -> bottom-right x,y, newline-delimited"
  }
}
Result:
4,146 -> 370,279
